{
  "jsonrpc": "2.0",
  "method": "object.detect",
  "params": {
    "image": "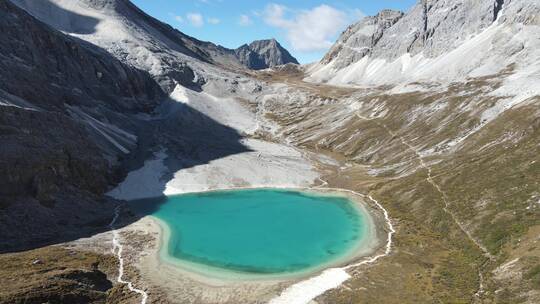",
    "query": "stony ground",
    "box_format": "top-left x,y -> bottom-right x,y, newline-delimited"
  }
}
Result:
0,246 -> 120,304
